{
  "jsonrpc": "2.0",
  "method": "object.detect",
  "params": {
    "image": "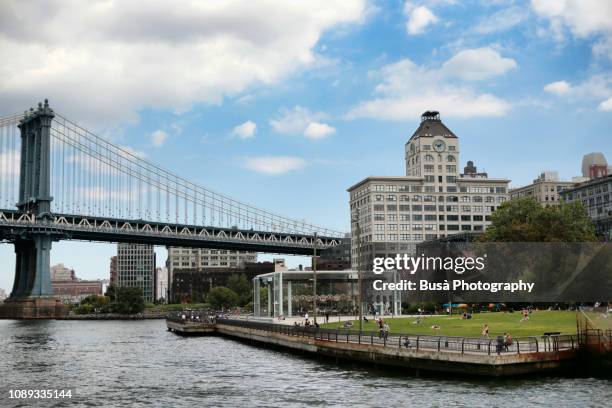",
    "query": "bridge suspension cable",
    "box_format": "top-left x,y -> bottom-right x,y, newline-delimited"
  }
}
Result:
0,111 -> 342,237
